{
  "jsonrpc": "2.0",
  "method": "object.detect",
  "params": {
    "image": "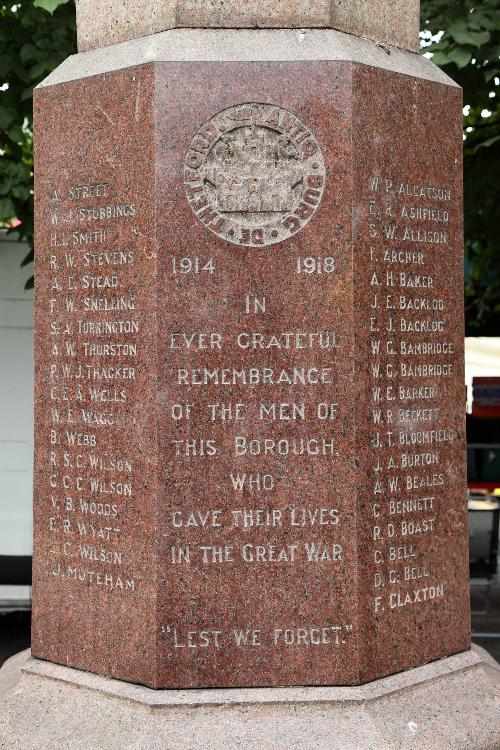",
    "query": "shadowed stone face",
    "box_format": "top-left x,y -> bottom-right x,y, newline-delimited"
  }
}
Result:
75,0 -> 420,52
